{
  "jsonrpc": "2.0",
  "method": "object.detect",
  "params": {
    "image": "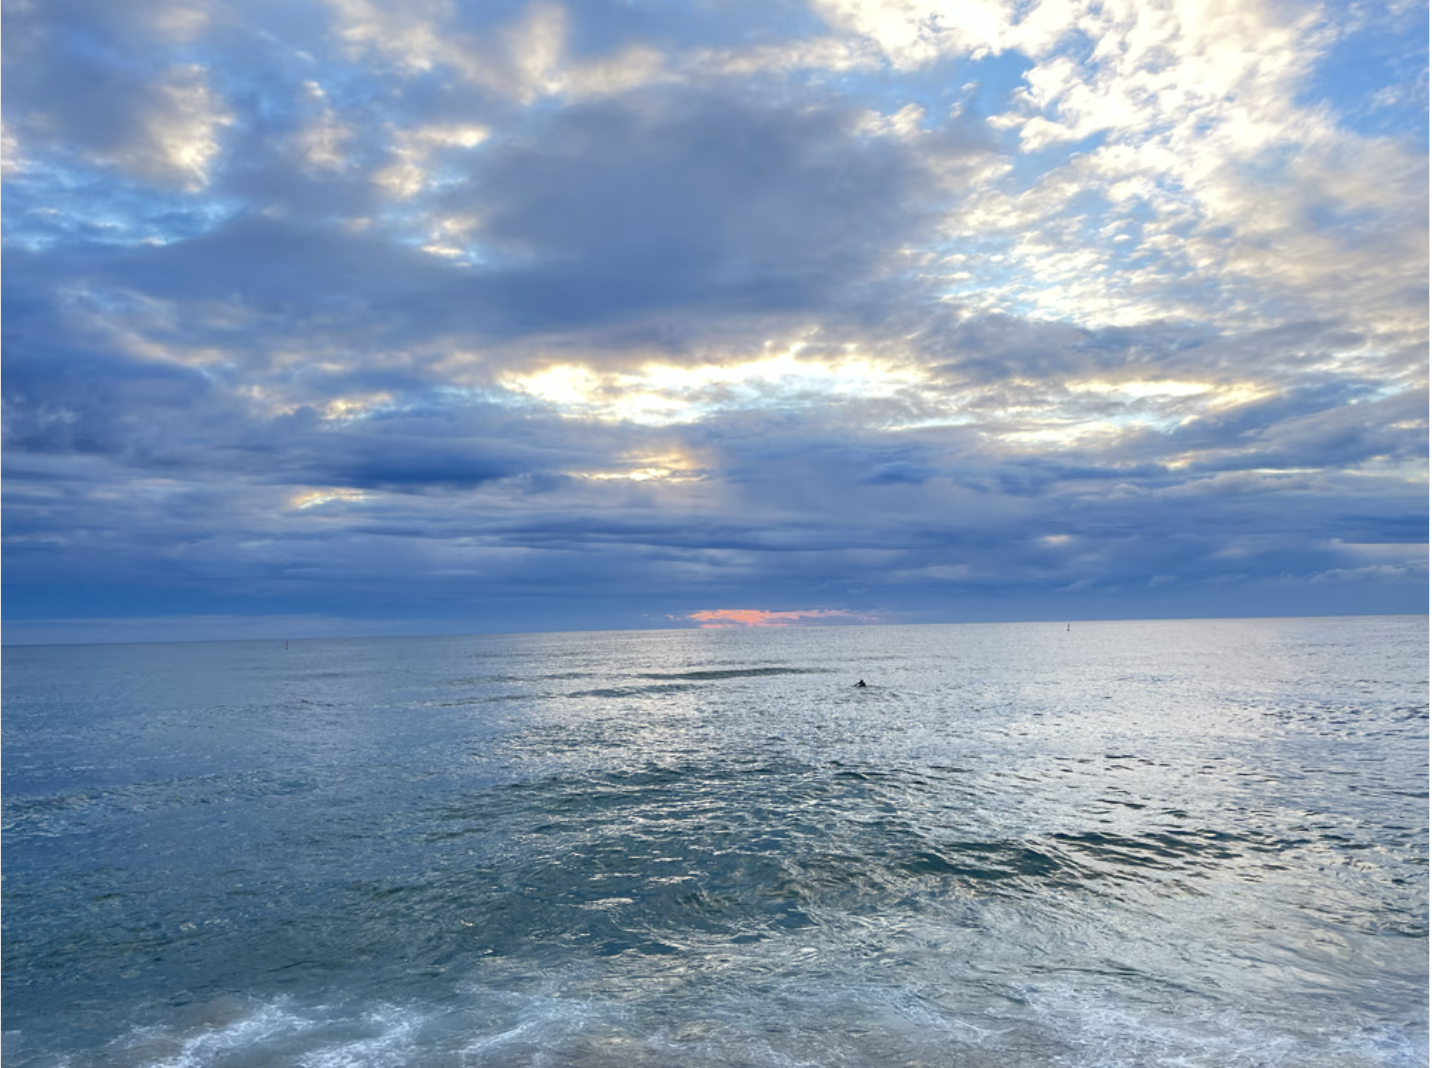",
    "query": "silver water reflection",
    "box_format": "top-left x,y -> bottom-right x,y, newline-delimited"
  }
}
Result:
2,617 -> 1426,1066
